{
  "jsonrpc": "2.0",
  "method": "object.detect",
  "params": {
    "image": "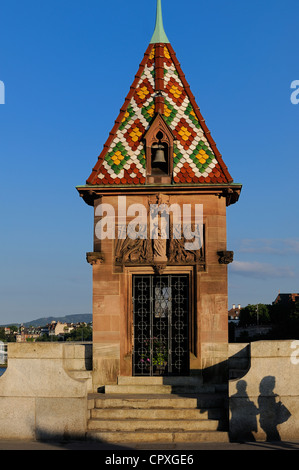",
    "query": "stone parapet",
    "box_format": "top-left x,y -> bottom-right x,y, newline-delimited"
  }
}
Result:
0,343 -> 91,440
229,340 -> 299,442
